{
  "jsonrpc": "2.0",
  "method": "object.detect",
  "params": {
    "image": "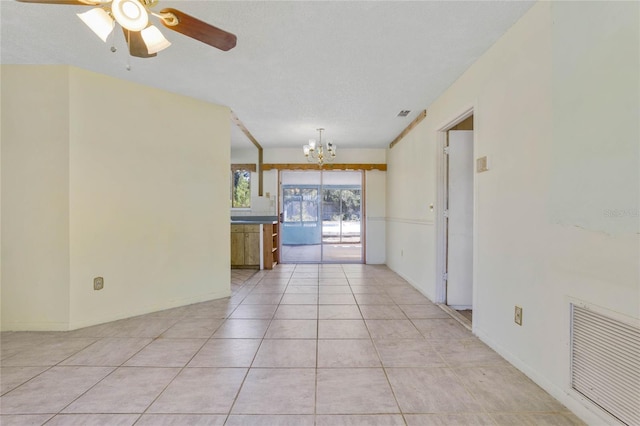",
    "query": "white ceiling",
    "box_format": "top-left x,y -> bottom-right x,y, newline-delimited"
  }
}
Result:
1,0 -> 535,150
